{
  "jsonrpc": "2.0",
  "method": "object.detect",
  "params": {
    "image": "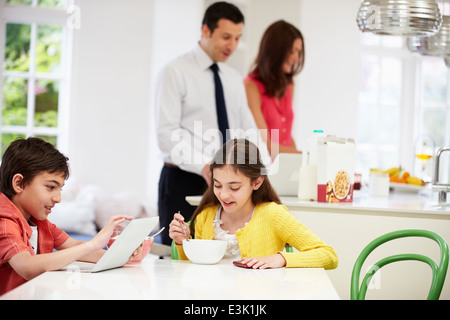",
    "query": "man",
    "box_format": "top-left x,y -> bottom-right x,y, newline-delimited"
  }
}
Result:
155,2 -> 261,245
